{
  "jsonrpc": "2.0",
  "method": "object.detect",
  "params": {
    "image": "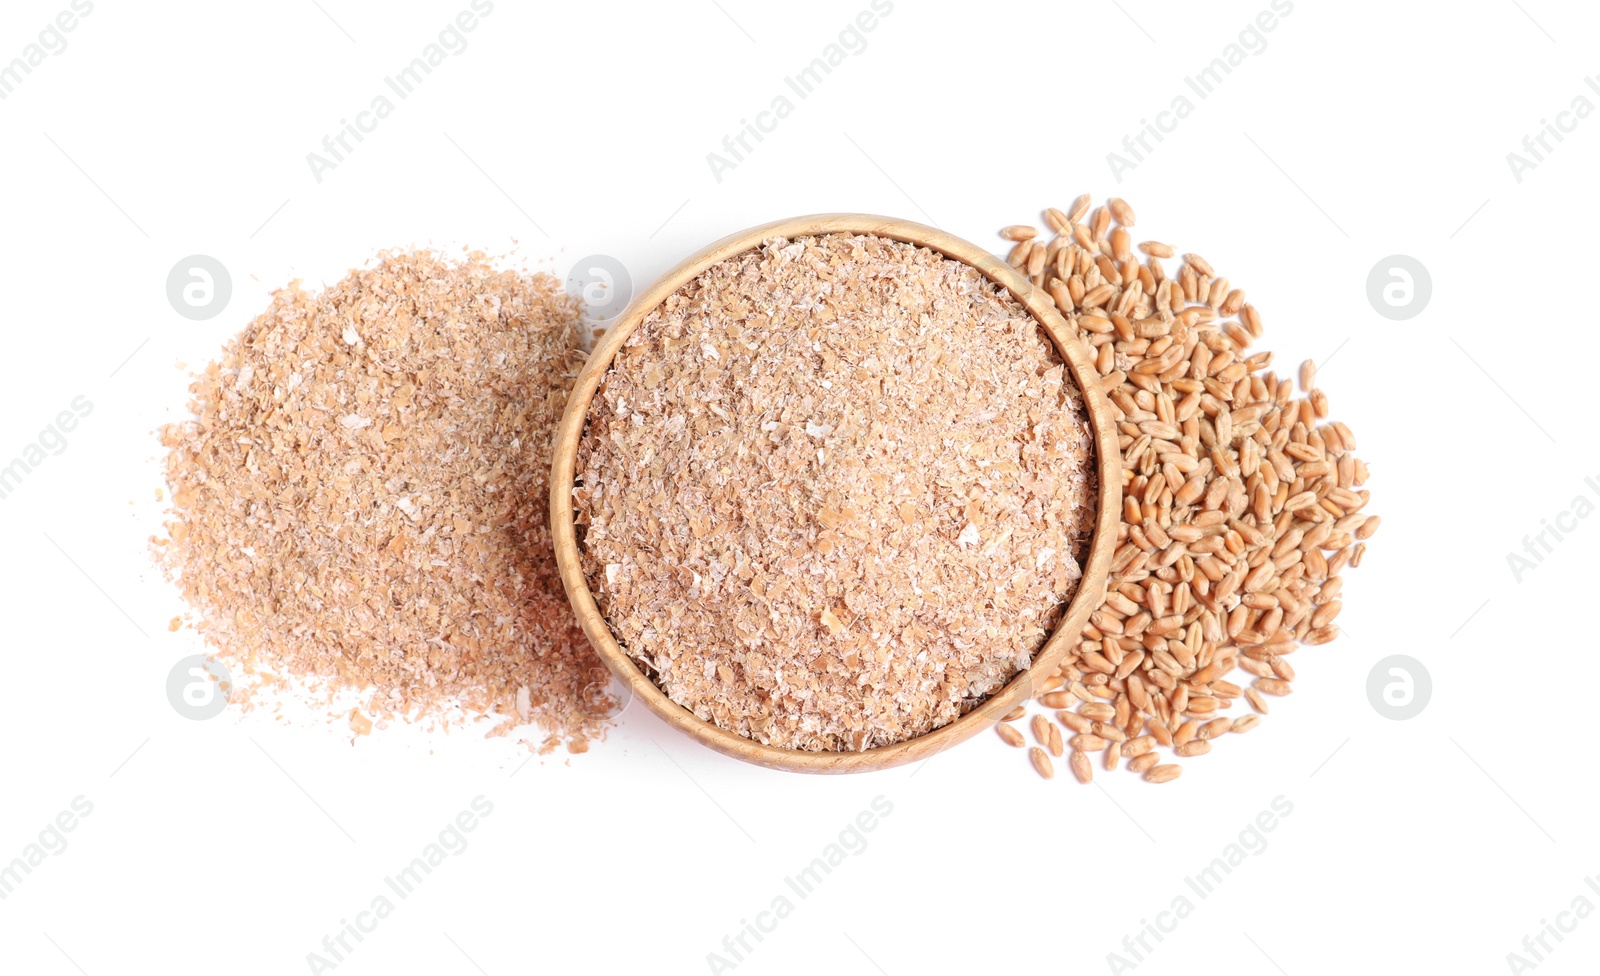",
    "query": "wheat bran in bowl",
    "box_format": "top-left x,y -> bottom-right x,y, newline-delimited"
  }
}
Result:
555,217 -> 1122,771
